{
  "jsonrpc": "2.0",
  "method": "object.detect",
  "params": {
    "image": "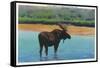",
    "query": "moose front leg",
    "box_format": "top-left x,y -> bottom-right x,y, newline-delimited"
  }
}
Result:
54,44 -> 59,58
